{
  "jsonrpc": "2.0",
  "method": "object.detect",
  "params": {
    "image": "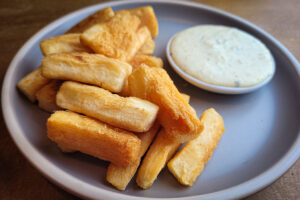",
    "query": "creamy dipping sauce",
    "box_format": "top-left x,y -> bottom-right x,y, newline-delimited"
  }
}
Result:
170,25 -> 275,87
